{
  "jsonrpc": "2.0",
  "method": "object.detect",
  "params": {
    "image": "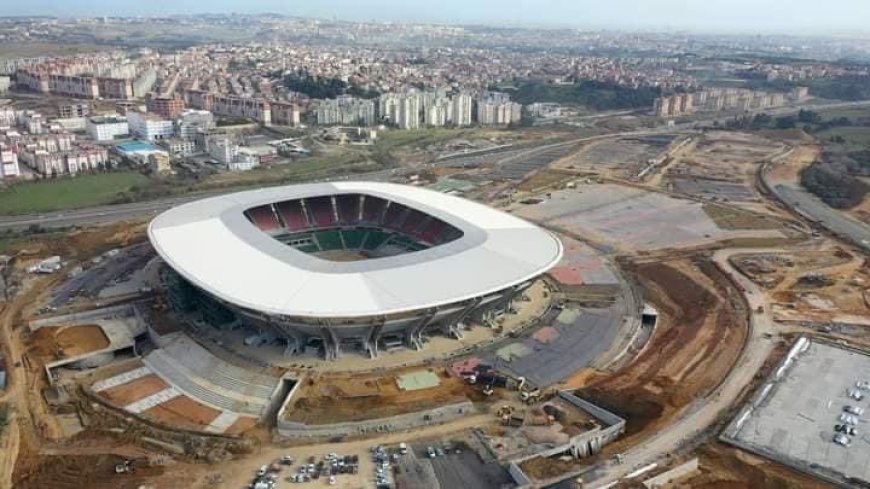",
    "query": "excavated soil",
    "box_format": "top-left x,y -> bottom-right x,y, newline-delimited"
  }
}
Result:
100,375 -> 169,405
286,370 -> 476,424
143,395 -> 221,431
28,325 -> 110,360
575,258 -> 748,444
682,444 -> 830,489
15,454 -> 168,489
